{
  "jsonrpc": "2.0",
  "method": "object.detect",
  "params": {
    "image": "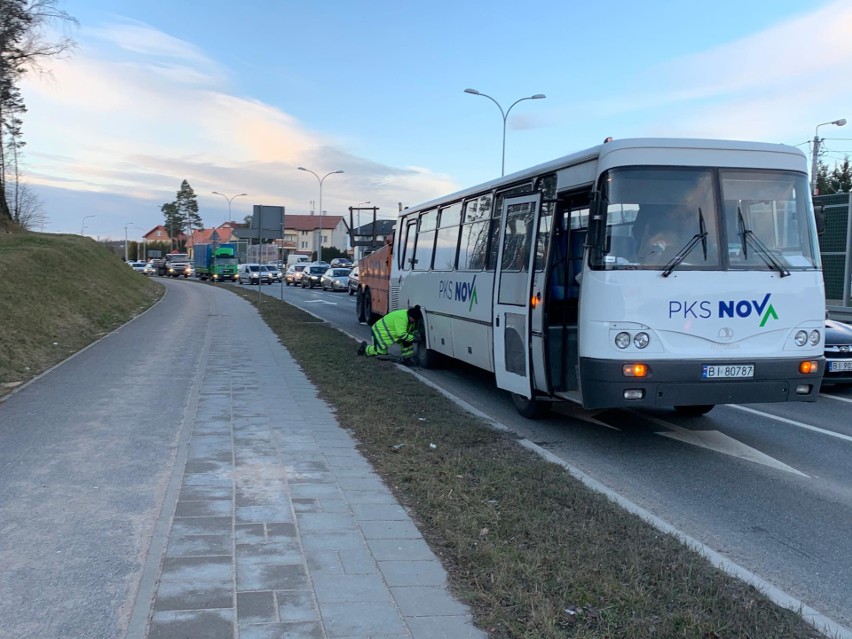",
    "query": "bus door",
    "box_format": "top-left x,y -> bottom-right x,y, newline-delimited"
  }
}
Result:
493,194 -> 541,397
